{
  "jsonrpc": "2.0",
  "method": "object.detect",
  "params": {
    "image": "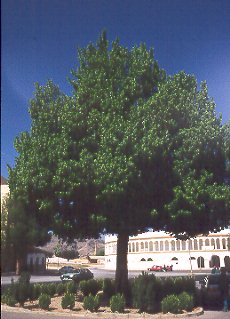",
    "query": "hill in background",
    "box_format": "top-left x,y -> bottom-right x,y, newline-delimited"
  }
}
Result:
40,235 -> 105,257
